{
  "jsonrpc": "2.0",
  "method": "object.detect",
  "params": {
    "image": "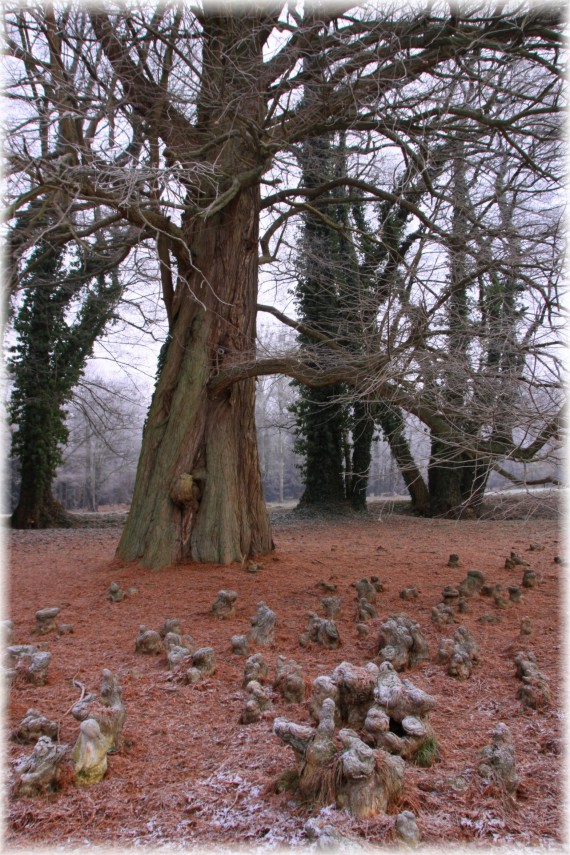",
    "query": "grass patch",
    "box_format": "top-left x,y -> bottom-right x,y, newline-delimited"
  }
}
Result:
412,735 -> 440,768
